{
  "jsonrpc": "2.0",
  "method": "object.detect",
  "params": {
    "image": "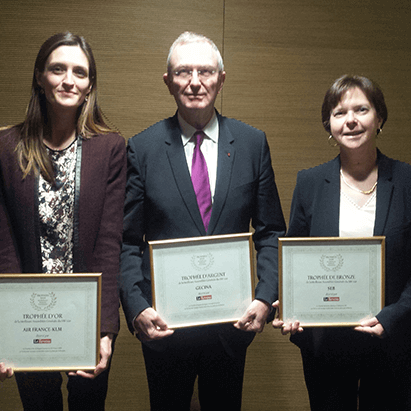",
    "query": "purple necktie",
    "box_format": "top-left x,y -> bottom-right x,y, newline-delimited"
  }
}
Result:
191,131 -> 212,231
